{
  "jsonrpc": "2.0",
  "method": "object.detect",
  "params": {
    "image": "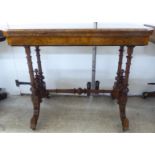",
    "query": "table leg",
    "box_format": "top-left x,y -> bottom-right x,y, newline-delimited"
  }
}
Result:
25,46 -> 41,130
118,46 -> 134,131
111,46 -> 125,99
35,46 -> 49,98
